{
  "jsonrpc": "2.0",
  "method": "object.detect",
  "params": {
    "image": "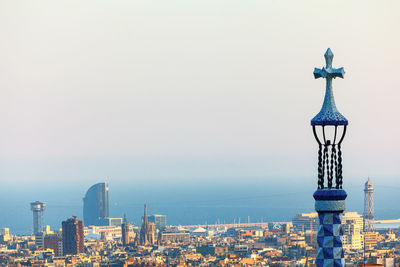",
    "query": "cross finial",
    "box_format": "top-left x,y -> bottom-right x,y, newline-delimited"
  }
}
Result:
324,48 -> 334,68
313,48 -> 345,79
311,48 -> 348,126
